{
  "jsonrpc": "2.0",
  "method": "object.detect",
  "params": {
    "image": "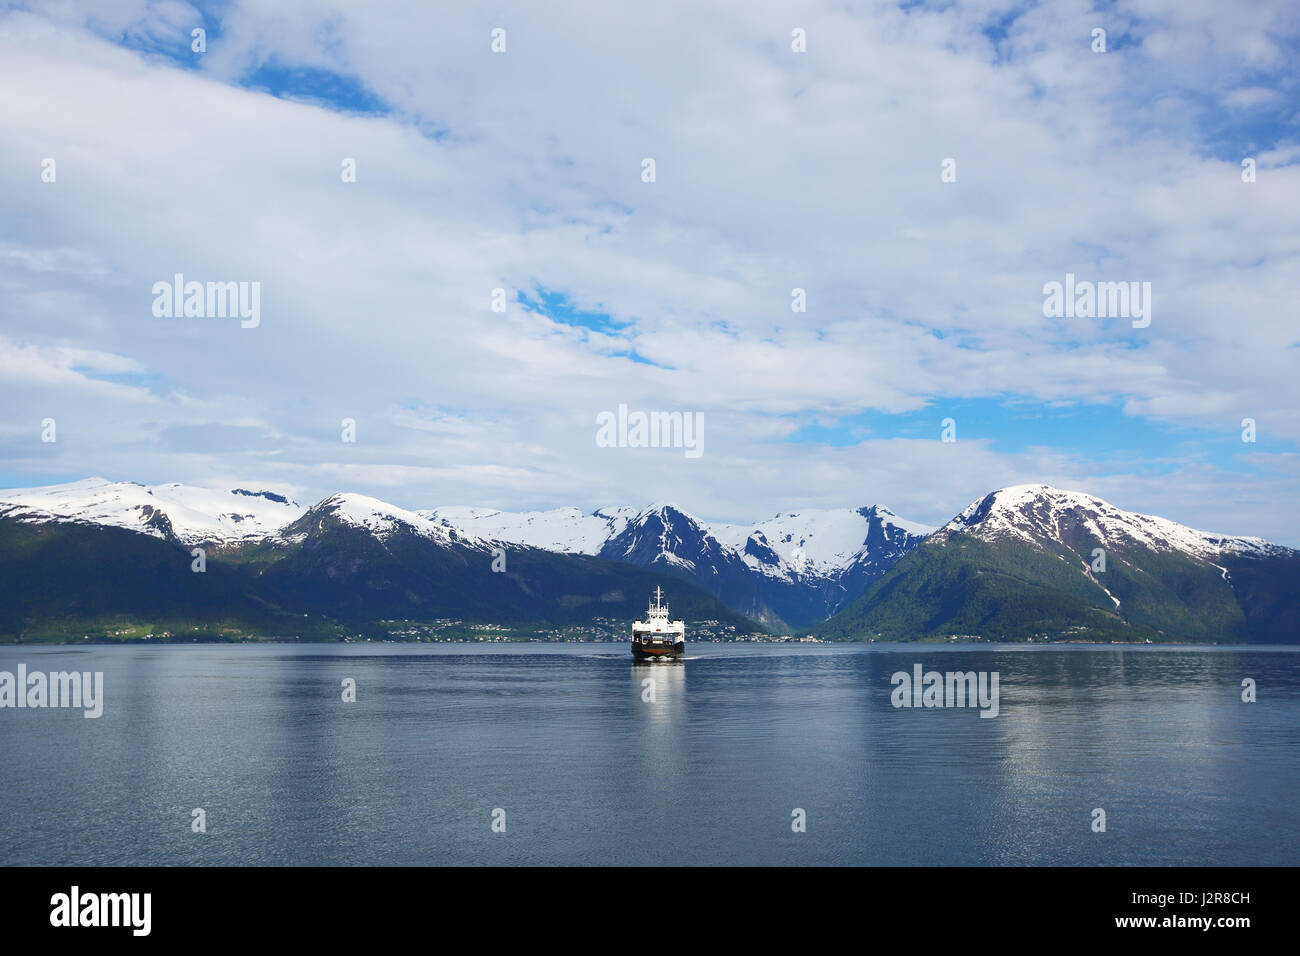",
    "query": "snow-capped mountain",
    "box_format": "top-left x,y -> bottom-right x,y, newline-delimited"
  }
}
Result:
820,483 -> 1300,643
0,477 -> 305,545
0,478 -> 933,630
711,505 -> 936,578
428,501 -> 934,628
428,502 -> 933,581
8,477 -> 1295,641
285,493 -> 484,549
421,505 -> 637,554
940,484 -> 1287,562
0,481 -> 758,641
